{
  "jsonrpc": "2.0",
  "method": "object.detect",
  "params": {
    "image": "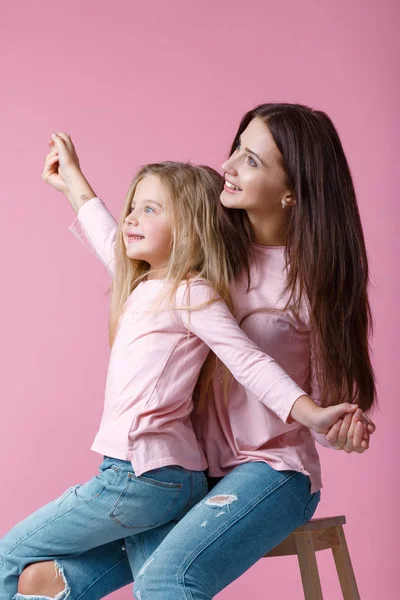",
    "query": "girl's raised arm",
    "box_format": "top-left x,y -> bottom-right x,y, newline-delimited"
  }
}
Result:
42,133 -> 118,275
